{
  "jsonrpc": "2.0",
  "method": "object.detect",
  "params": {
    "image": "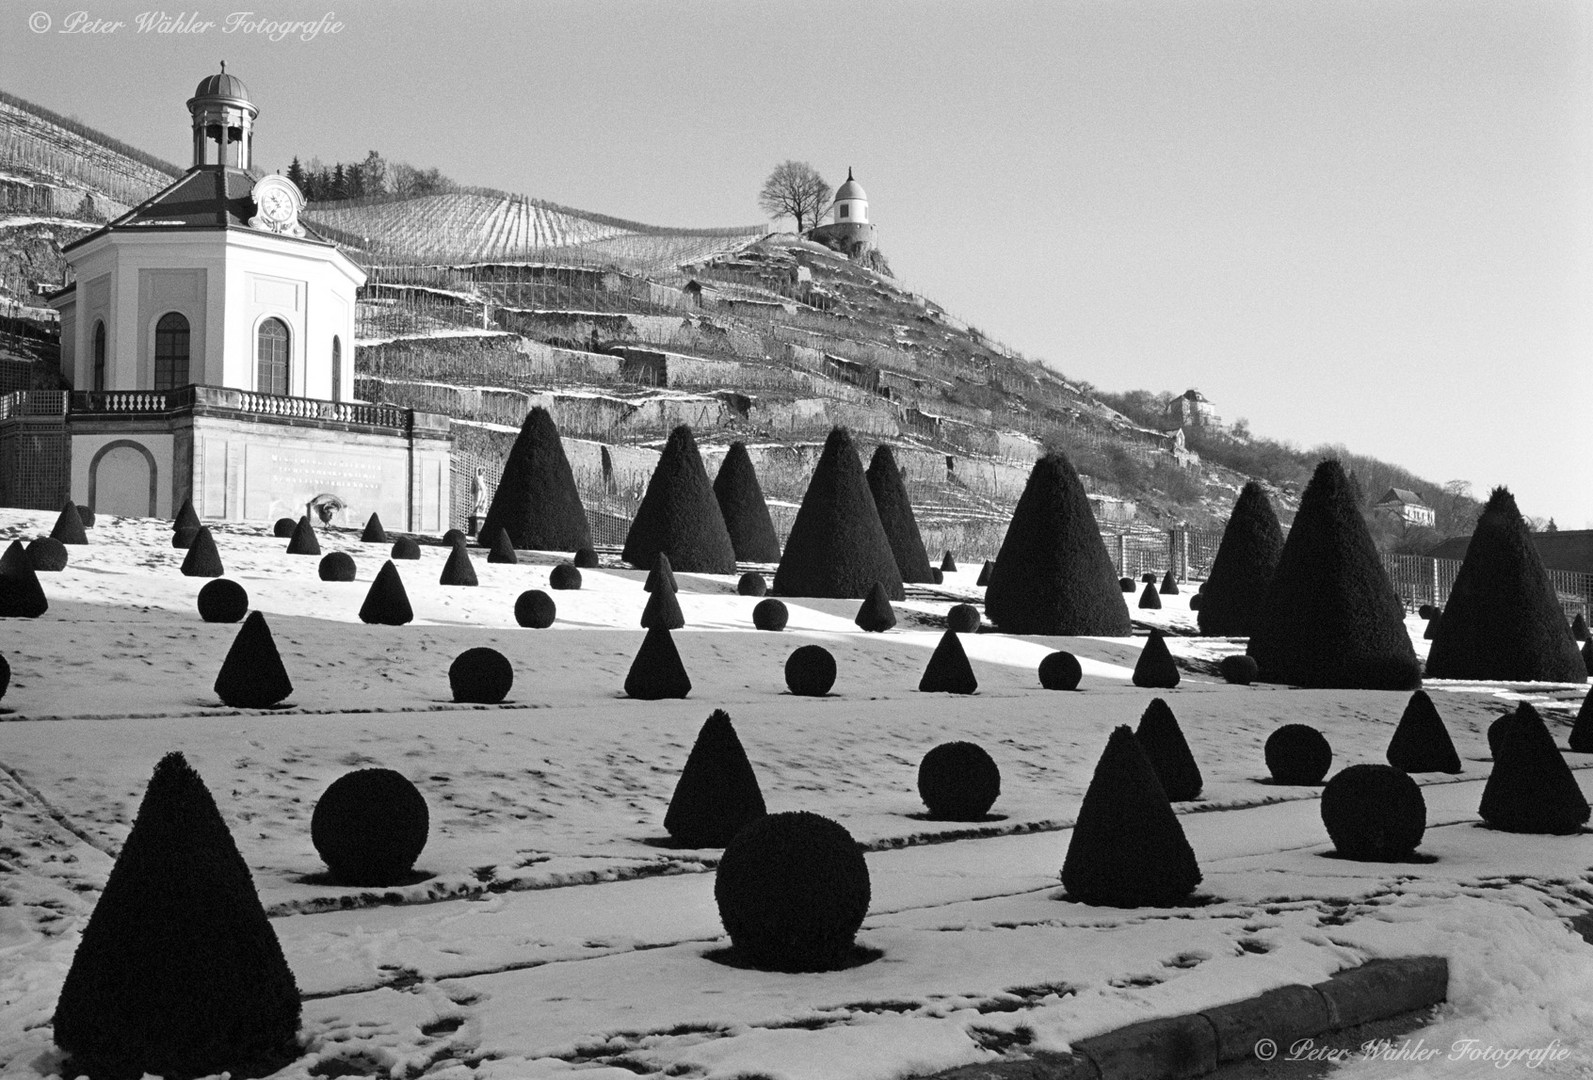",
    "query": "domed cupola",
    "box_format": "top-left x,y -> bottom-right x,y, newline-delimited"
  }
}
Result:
833,167 -> 868,225
186,62 -> 258,169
